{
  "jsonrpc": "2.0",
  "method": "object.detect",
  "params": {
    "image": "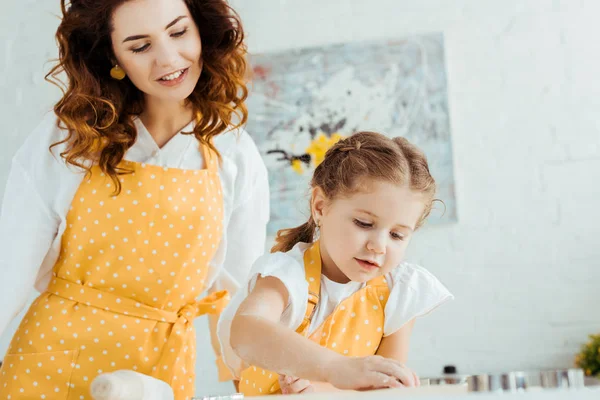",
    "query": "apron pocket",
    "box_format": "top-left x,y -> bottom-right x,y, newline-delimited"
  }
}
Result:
0,349 -> 79,399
